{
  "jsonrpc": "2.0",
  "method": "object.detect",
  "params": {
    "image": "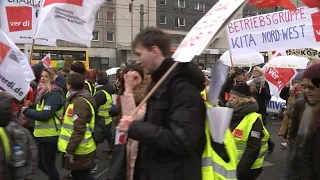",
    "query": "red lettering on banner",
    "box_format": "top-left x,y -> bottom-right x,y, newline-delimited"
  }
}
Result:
0,42 -> 10,64
228,7 -> 306,33
234,129 -> 243,139
265,67 -> 295,91
43,0 -> 83,7
6,6 -> 32,32
311,11 -> 320,42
